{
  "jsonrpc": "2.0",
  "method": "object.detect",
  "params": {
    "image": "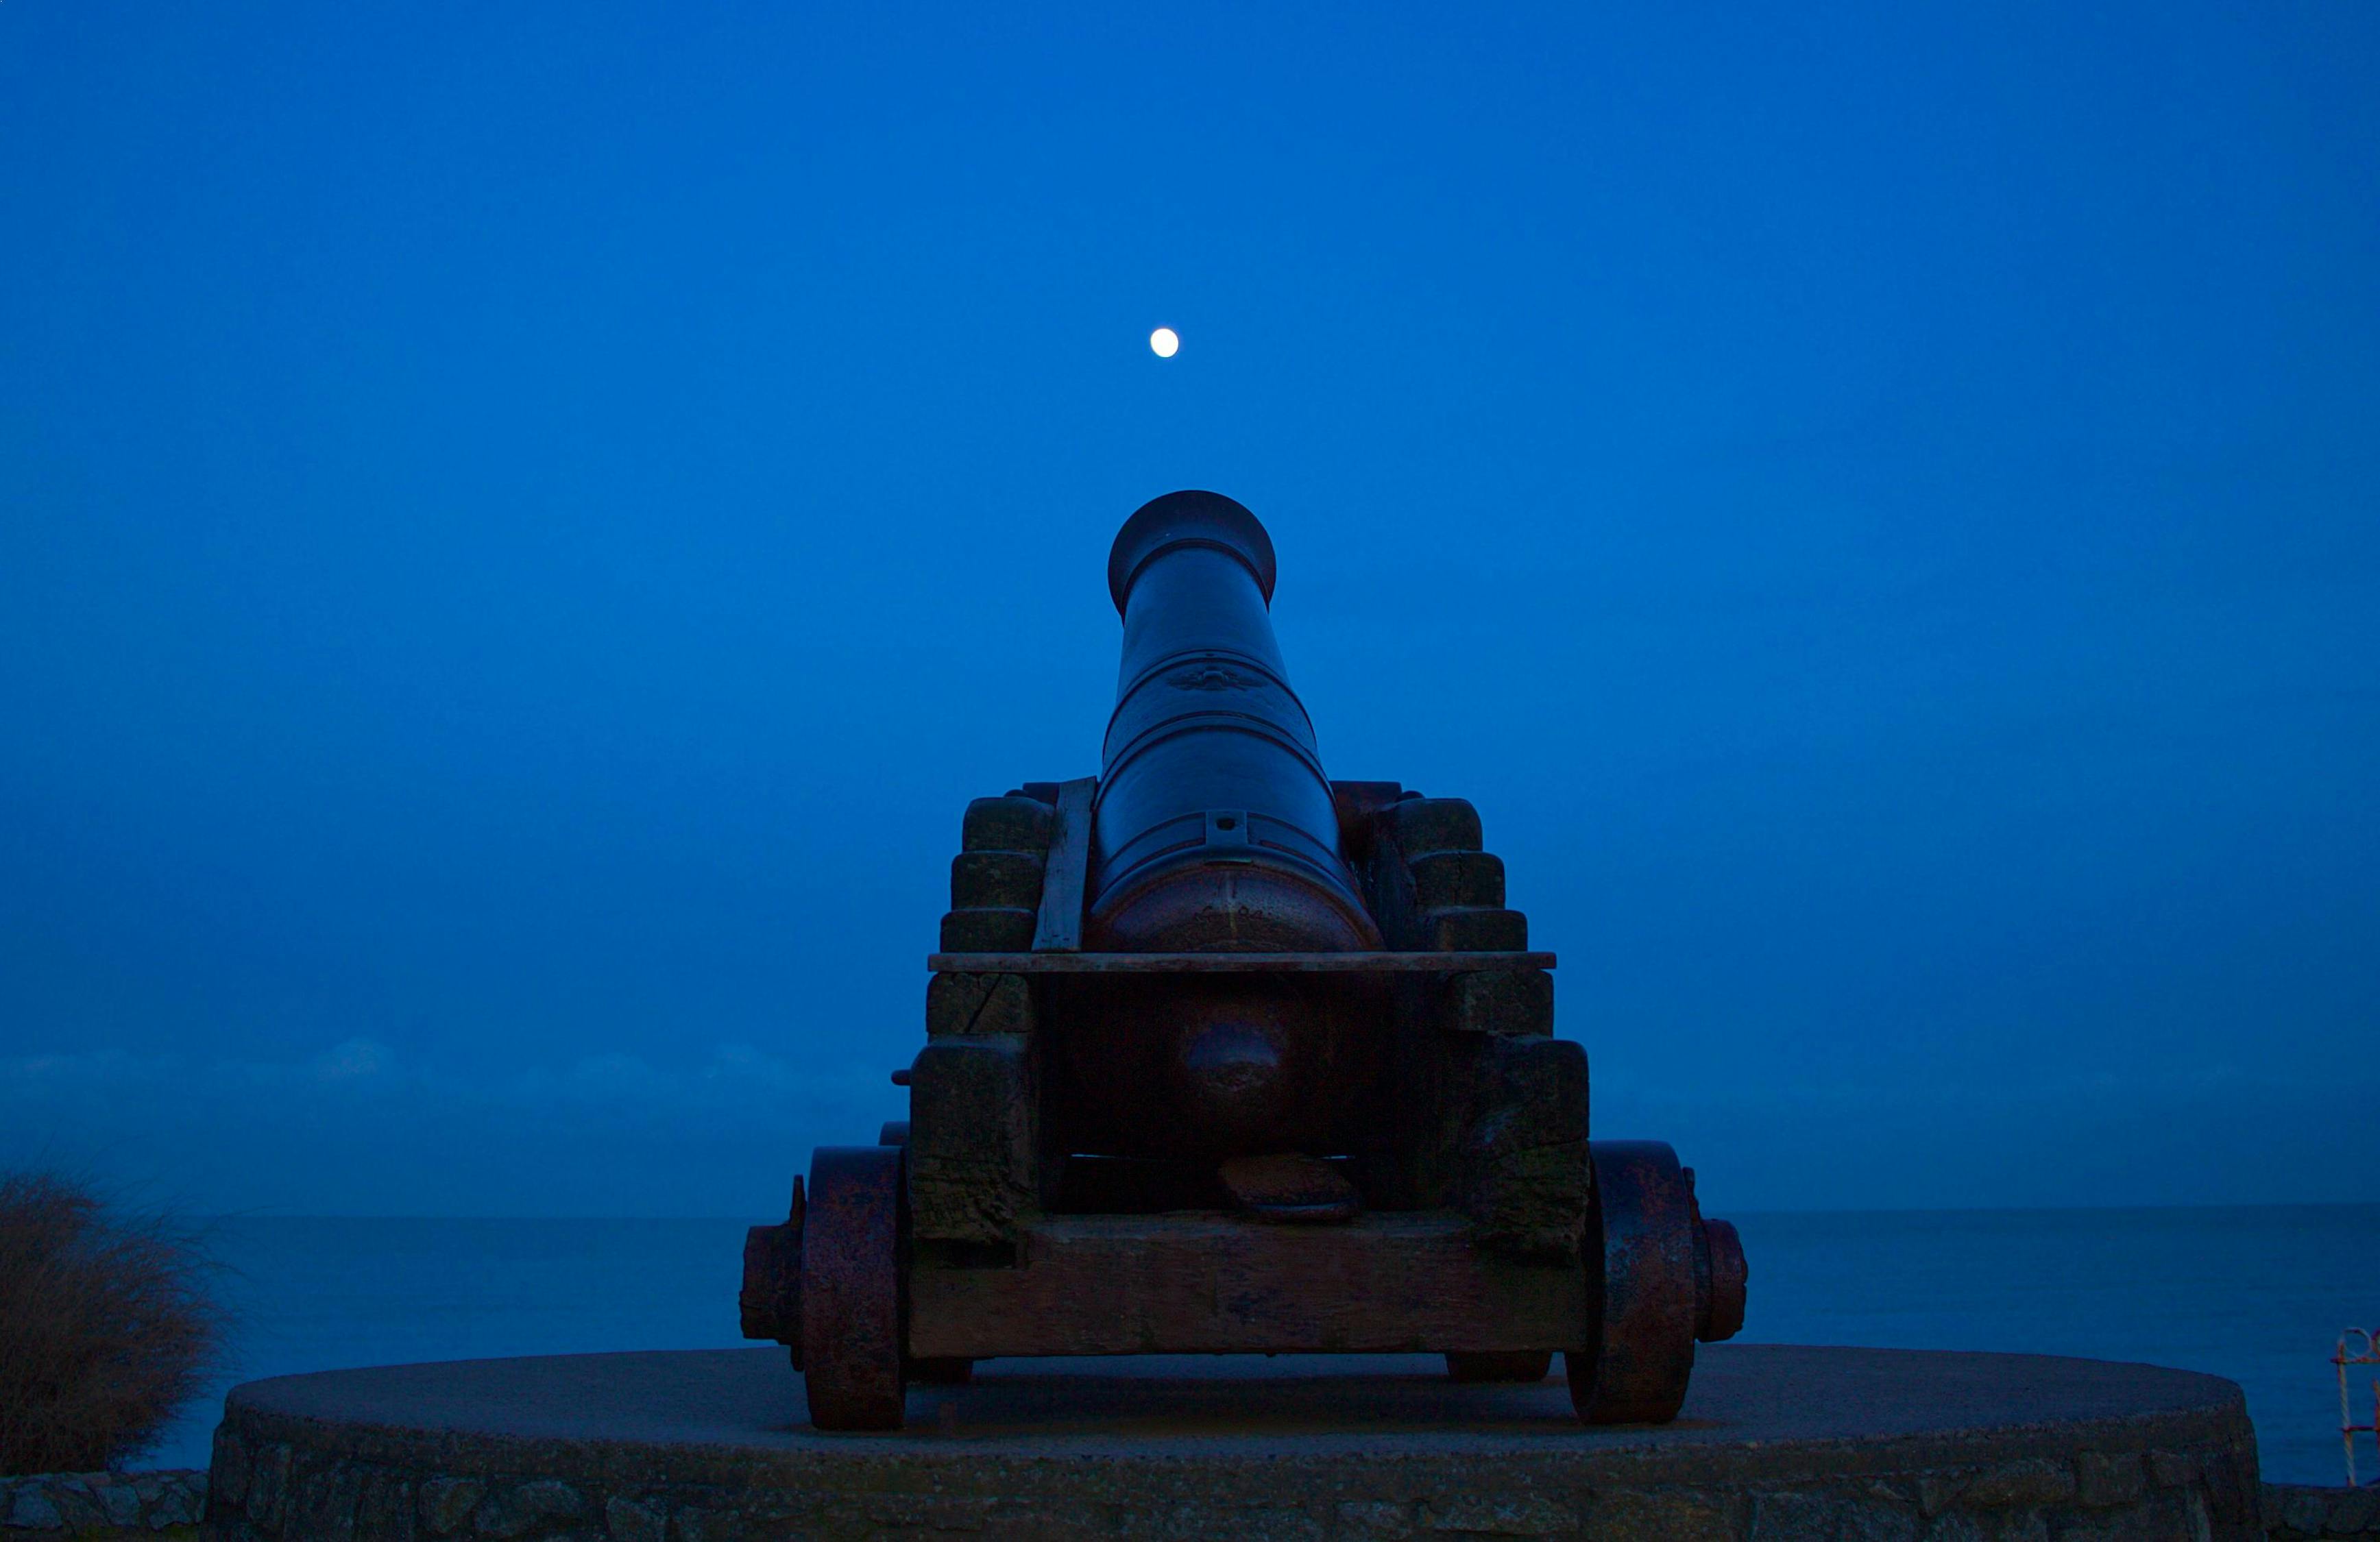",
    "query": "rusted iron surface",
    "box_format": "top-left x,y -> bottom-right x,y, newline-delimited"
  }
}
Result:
1699,1216 -> 1749,1343
1218,1152 -> 1363,1223
736,1176 -> 803,1358
927,949 -> 1557,973
799,1146 -> 906,1430
1568,1140 -> 1701,1425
